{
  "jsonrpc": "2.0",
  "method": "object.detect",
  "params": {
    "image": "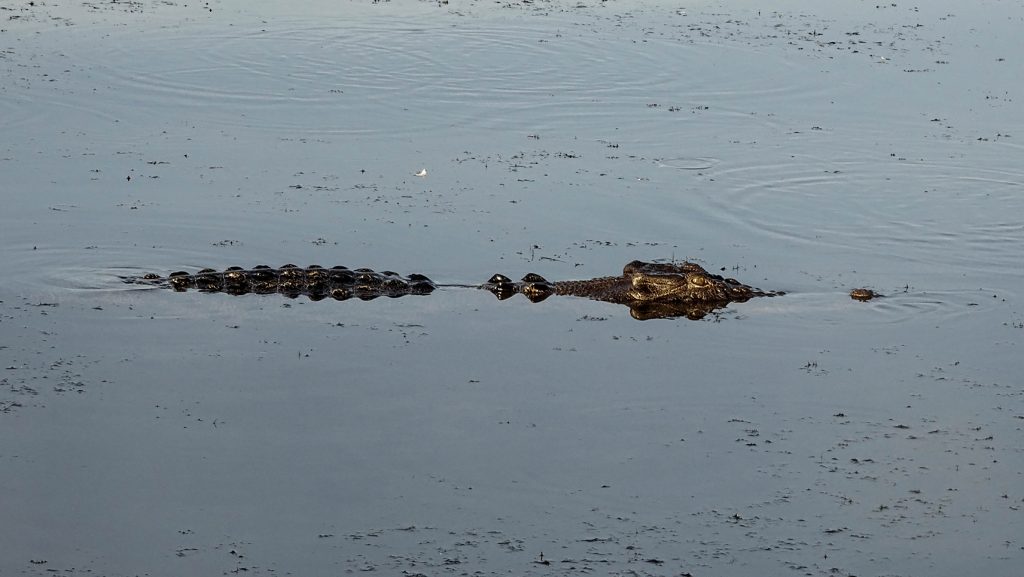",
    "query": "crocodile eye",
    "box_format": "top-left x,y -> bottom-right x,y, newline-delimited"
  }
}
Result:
690,275 -> 707,287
